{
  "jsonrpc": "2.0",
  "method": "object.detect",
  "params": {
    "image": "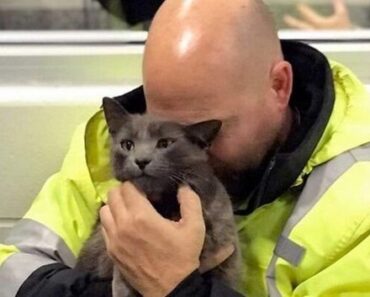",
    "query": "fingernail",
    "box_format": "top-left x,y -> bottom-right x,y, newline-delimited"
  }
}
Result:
178,184 -> 189,192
